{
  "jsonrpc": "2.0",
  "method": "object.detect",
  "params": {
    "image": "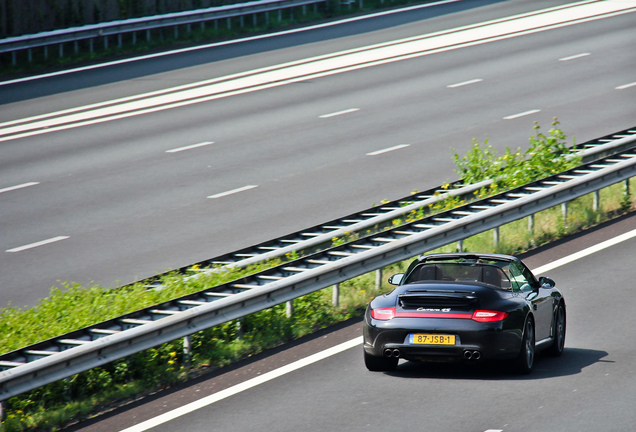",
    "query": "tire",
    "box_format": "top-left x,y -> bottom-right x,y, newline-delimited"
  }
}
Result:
514,317 -> 535,374
547,302 -> 566,357
364,349 -> 398,372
